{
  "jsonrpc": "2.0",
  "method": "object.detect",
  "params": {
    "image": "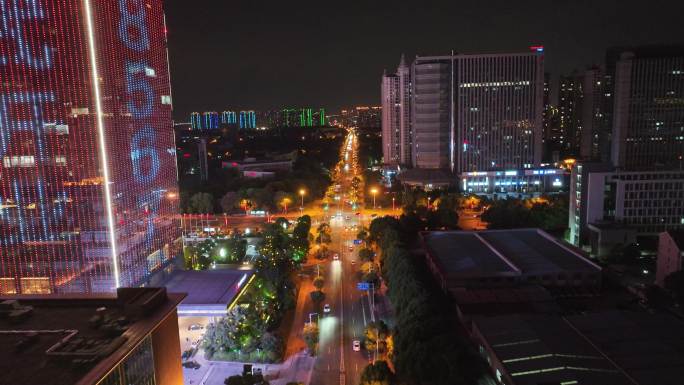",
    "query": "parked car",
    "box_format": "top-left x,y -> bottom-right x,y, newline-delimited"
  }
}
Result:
187,324 -> 203,331
333,253 -> 339,260
323,304 -> 331,313
352,340 -> 361,351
